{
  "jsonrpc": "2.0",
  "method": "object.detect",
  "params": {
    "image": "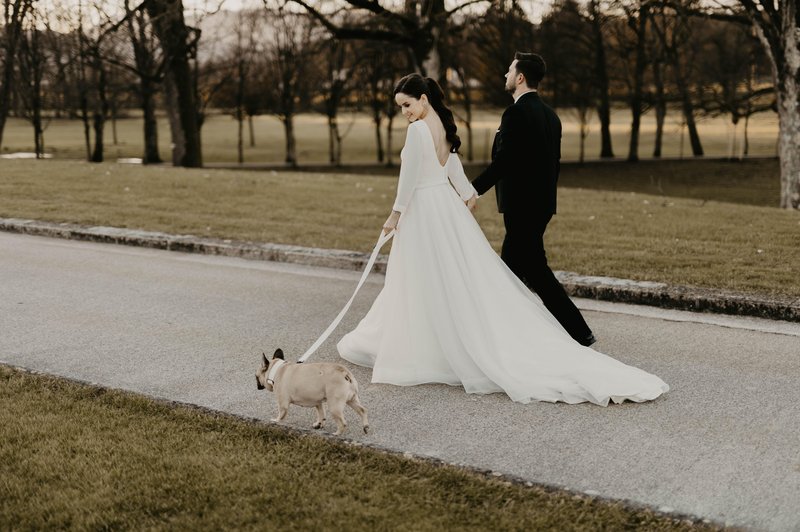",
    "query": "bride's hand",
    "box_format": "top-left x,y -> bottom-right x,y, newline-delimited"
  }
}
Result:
466,194 -> 478,213
383,211 -> 401,234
